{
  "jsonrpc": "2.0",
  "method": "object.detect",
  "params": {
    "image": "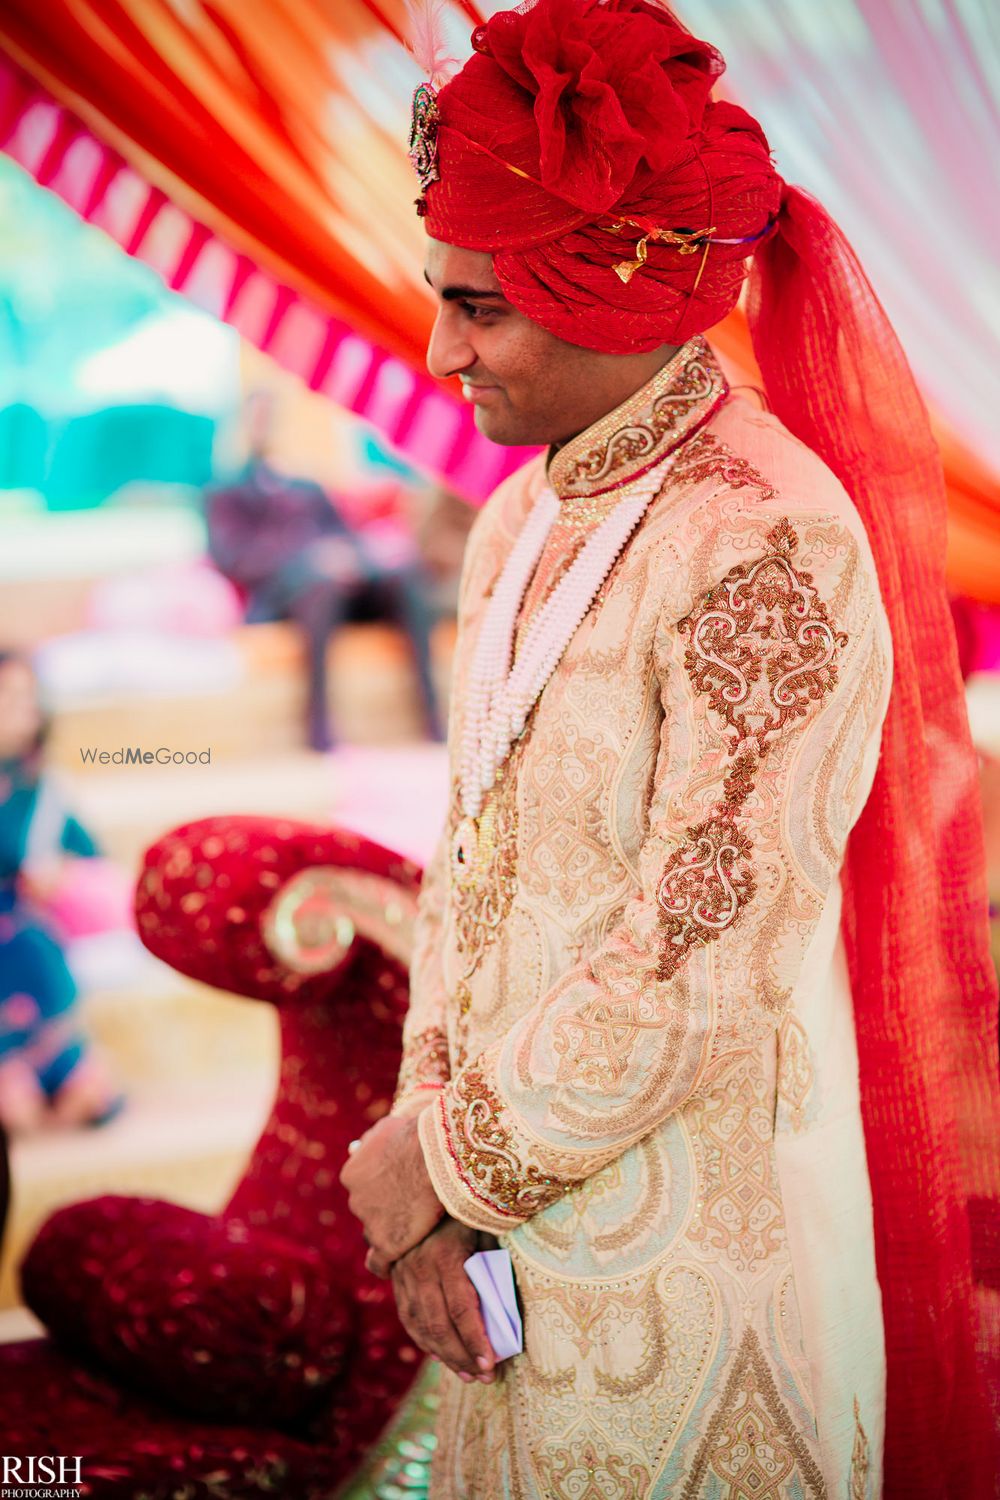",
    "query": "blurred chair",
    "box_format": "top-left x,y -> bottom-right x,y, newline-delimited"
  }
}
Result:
0,815 -> 439,1497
